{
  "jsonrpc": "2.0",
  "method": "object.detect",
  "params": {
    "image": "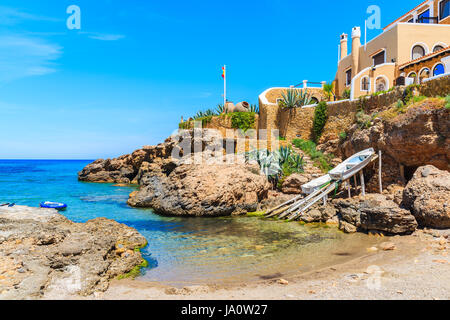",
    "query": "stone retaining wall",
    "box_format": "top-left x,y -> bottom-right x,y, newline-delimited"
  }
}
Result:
258,75 -> 449,145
